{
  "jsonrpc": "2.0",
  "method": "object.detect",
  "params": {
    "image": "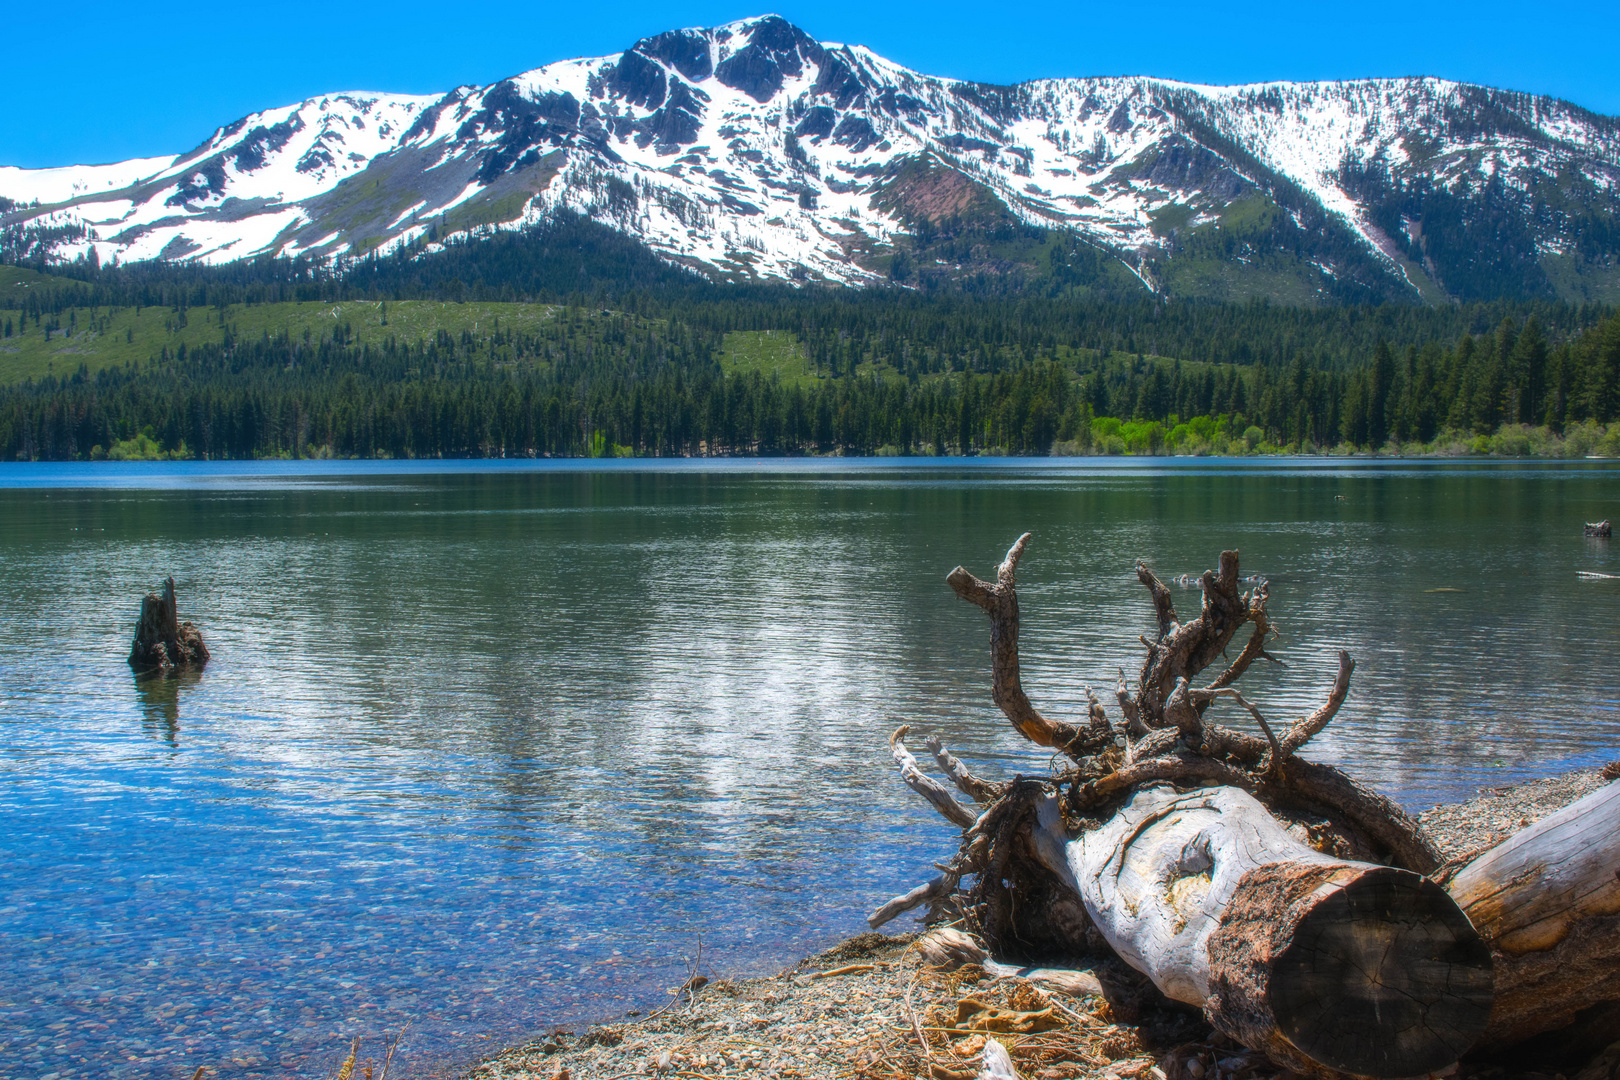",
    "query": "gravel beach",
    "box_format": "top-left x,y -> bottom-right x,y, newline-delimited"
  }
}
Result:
463,768 -> 1620,1080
